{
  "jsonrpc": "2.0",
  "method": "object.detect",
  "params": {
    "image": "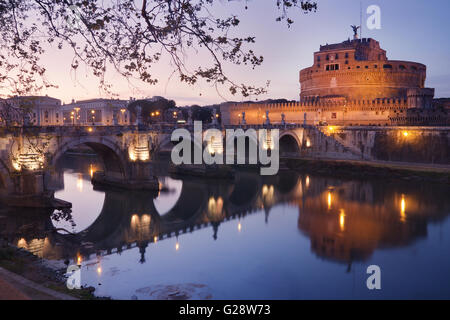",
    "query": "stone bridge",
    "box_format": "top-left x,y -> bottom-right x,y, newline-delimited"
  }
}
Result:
0,122 -> 365,206
1,122 -> 448,207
